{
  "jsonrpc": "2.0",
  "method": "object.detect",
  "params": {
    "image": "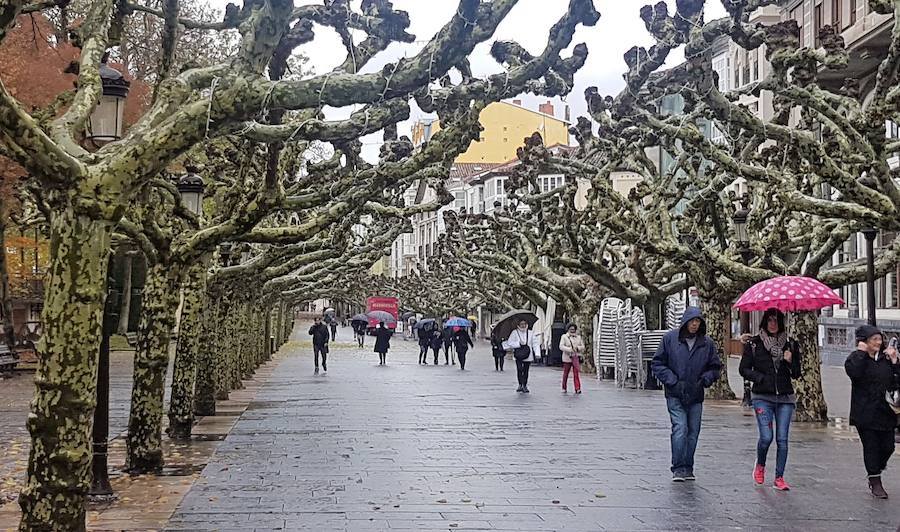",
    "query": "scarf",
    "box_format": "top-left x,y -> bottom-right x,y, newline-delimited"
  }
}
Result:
760,329 -> 787,360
